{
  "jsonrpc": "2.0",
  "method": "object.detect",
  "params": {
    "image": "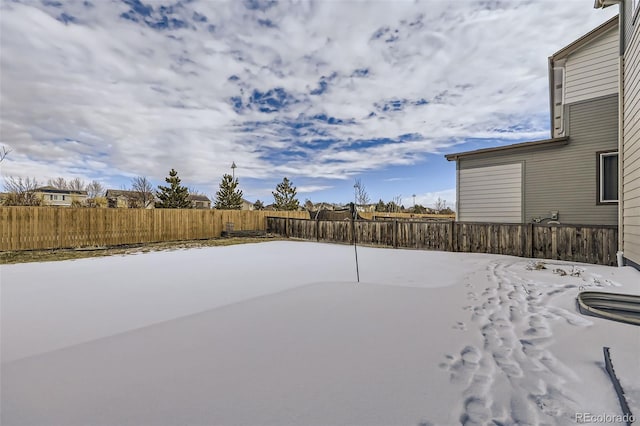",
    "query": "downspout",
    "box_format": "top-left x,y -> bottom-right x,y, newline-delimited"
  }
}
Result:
618,3 -> 625,255
618,0 -> 626,255
618,55 -> 624,255
455,161 -> 460,221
